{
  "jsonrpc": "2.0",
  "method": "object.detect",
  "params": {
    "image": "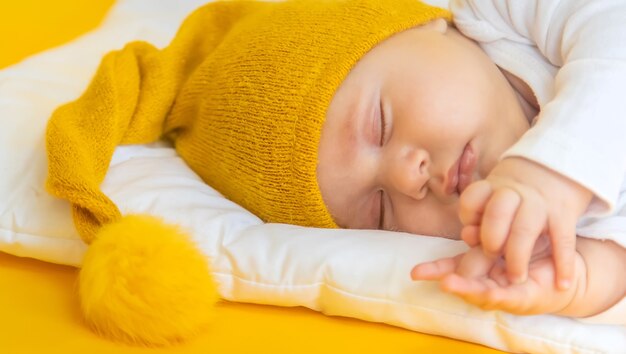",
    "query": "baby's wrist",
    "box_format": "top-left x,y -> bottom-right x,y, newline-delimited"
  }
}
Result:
555,238 -> 626,318
497,157 -> 593,213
